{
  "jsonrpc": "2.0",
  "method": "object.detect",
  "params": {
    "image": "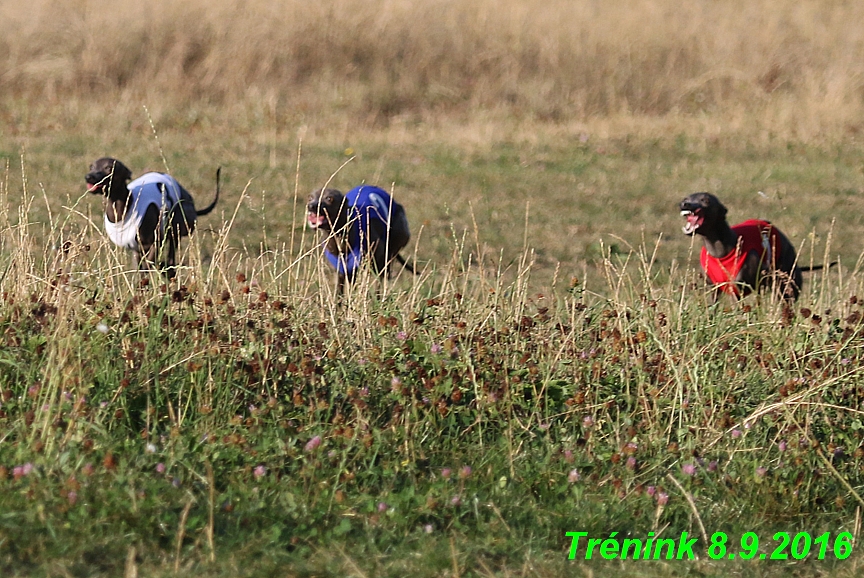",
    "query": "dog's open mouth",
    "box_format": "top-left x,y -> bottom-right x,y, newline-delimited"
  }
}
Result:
87,182 -> 102,193
680,209 -> 704,235
307,212 -> 328,229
